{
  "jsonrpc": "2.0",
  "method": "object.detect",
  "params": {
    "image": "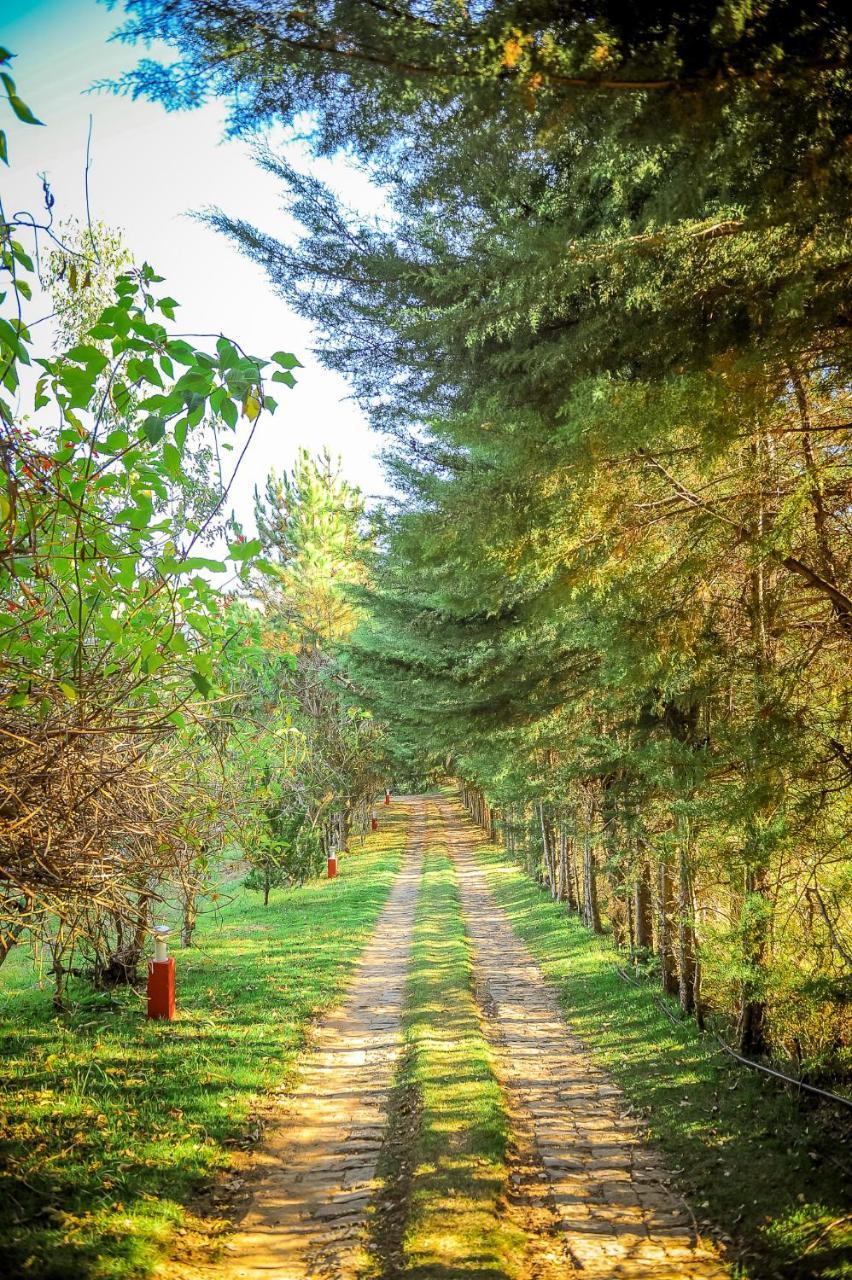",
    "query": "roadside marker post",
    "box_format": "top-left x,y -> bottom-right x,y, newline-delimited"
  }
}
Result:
147,924 -> 175,1020
327,852 -> 338,879
384,789 -> 390,805
371,813 -> 379,831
